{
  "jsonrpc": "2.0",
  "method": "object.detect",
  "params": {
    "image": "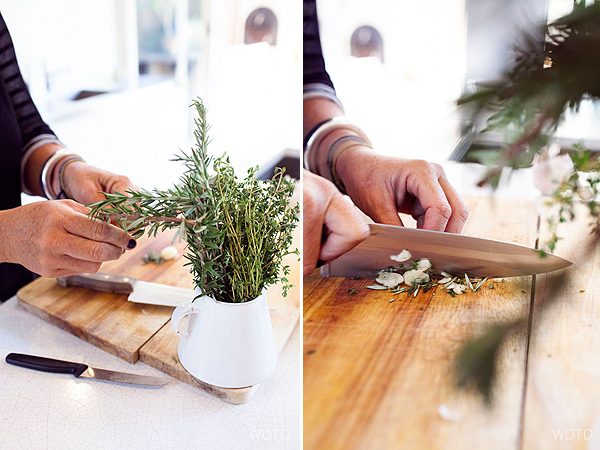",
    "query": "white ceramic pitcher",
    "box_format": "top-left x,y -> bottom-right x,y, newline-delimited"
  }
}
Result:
171,289 -> 277,388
